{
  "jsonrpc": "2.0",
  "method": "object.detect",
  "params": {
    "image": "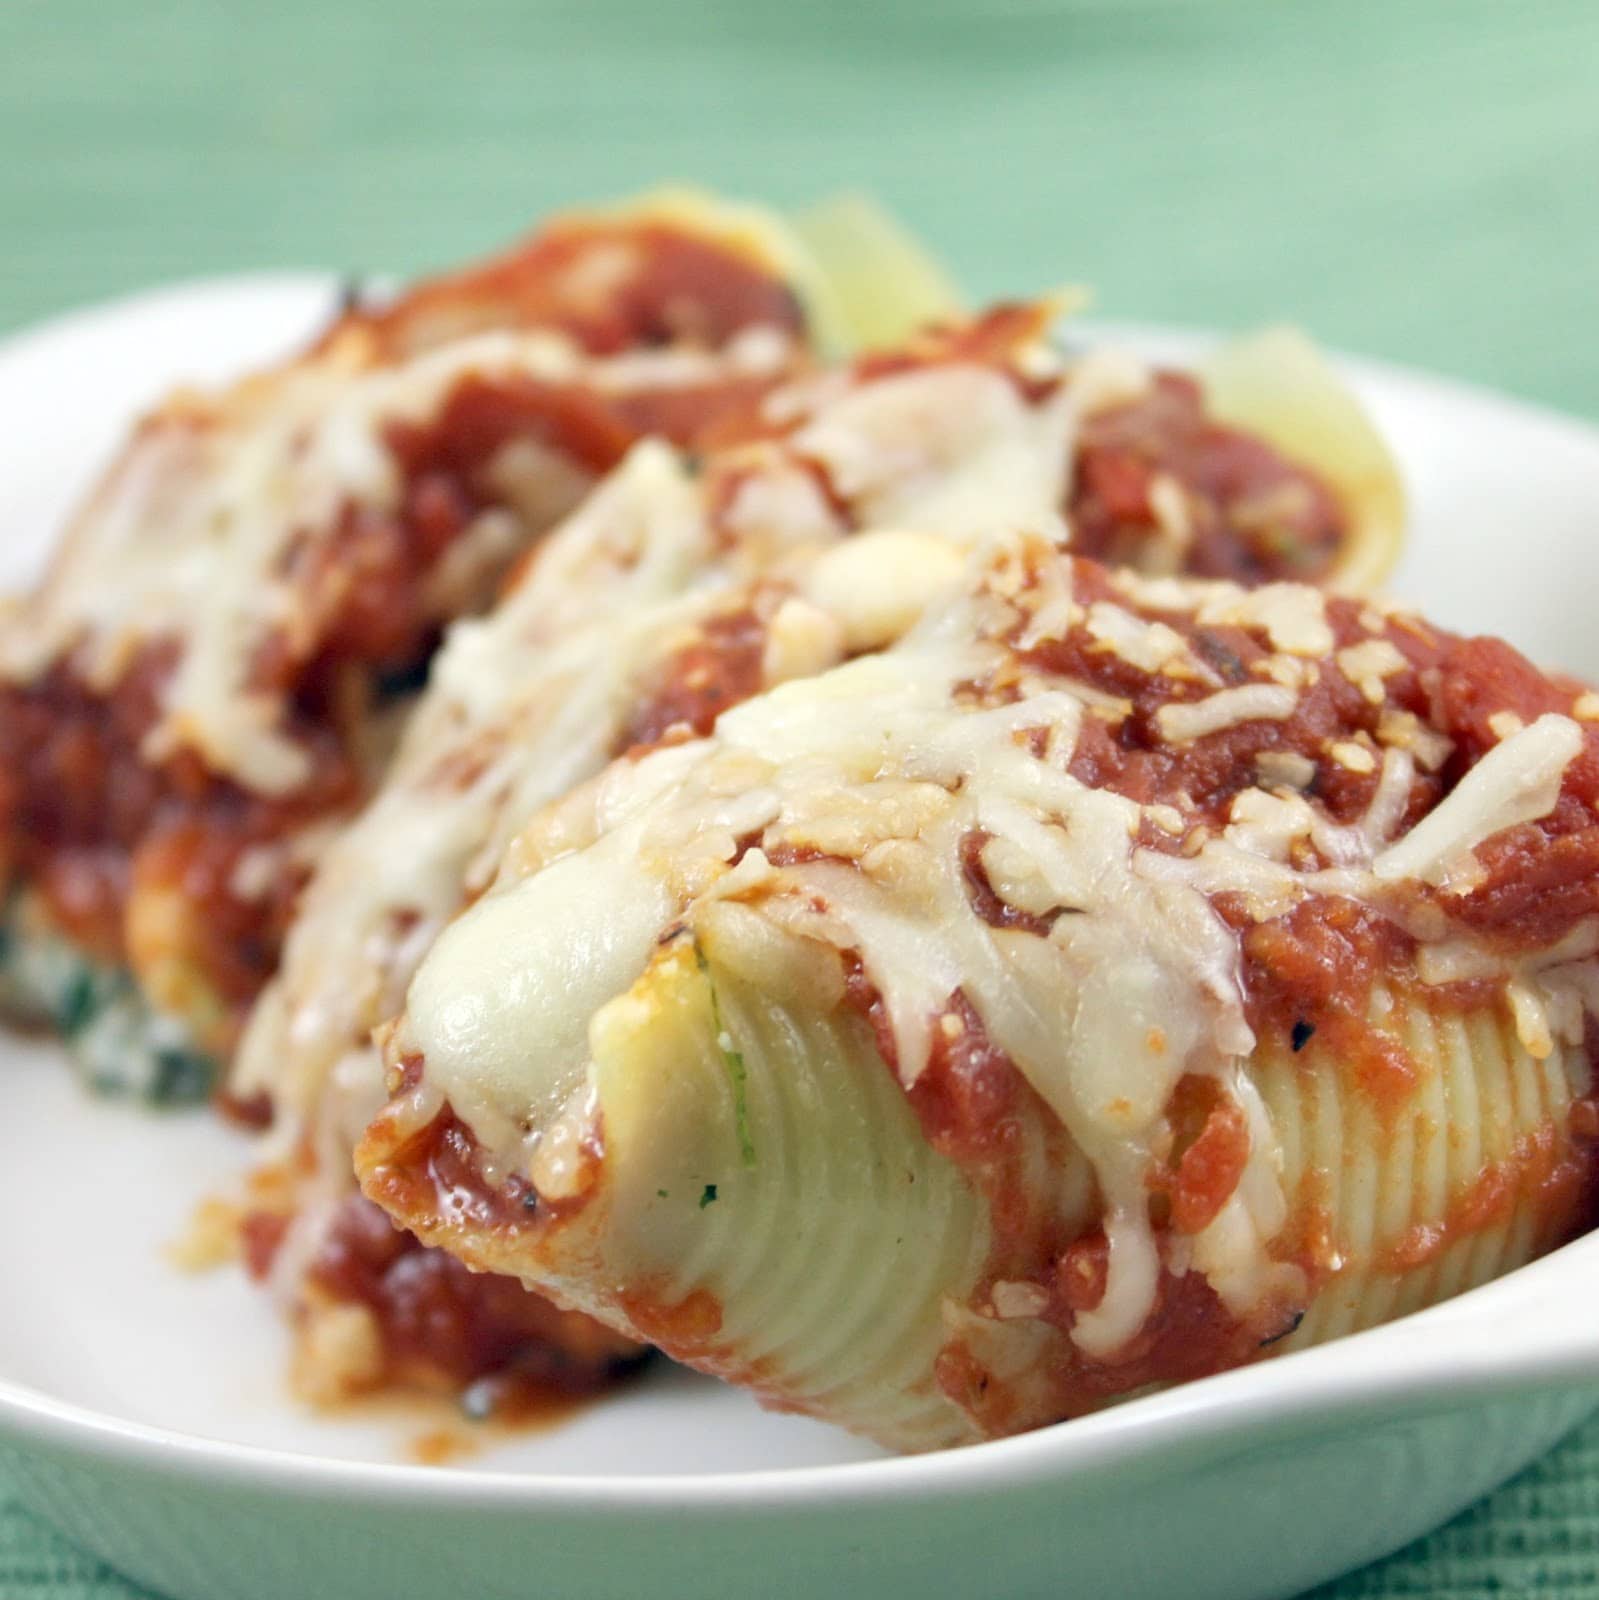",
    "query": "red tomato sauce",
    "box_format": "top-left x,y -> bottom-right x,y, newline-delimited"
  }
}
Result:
0,649 -> 357,1034
836,967 -> 1288,1426
1070,372 -> 1345,584
341,220 -> 808,362
1009,559 -> 1599,1069
704,307 -> 1353,586
323,1097 -> 644,1405
619,604 -> 771,751
303,1194 -> 640,1397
